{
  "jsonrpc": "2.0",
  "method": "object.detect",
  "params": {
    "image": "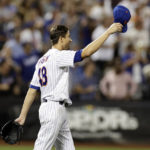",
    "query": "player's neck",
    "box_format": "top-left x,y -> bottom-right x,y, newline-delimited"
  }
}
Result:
52,44 -> 63,51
